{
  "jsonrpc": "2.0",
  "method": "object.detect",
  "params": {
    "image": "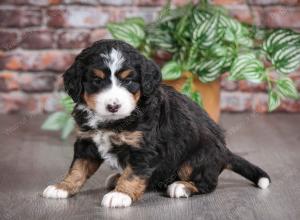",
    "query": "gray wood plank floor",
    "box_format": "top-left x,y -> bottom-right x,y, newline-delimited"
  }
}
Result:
0,113 -> 299,220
